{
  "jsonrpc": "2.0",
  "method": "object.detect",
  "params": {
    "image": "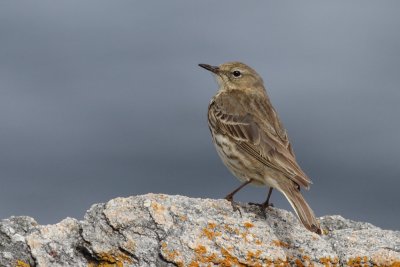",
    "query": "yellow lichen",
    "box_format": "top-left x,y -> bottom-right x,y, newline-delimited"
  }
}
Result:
87,251 -> 133,267
16,260 -> 31,267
